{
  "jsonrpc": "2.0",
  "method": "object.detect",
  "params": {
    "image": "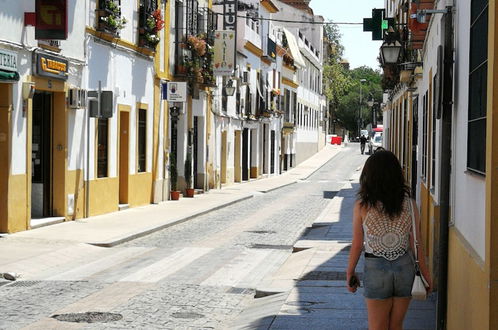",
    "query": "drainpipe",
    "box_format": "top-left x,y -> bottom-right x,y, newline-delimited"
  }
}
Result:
436,6 -> 454,330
